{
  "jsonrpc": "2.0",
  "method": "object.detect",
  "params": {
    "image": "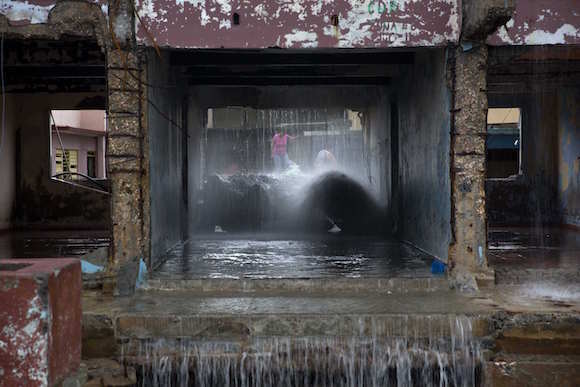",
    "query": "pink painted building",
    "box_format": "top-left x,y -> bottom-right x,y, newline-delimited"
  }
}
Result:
50,110 -> 106,180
